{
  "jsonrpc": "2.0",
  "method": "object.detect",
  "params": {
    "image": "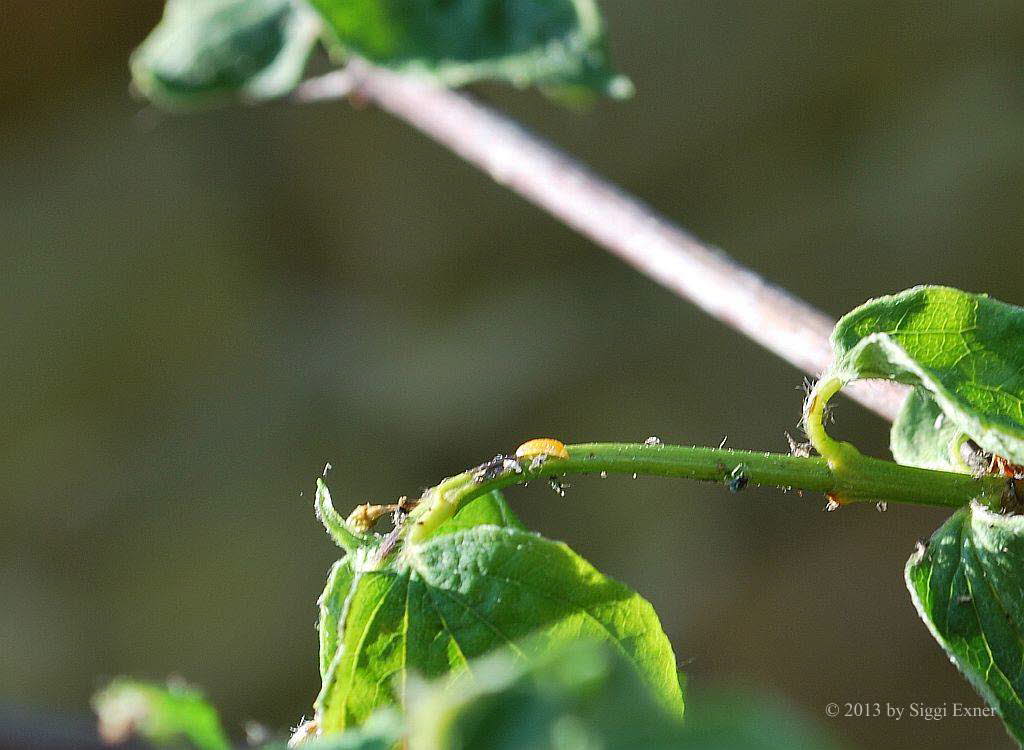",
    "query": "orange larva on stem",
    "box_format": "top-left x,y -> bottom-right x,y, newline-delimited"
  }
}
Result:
515,438 -> 570,461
